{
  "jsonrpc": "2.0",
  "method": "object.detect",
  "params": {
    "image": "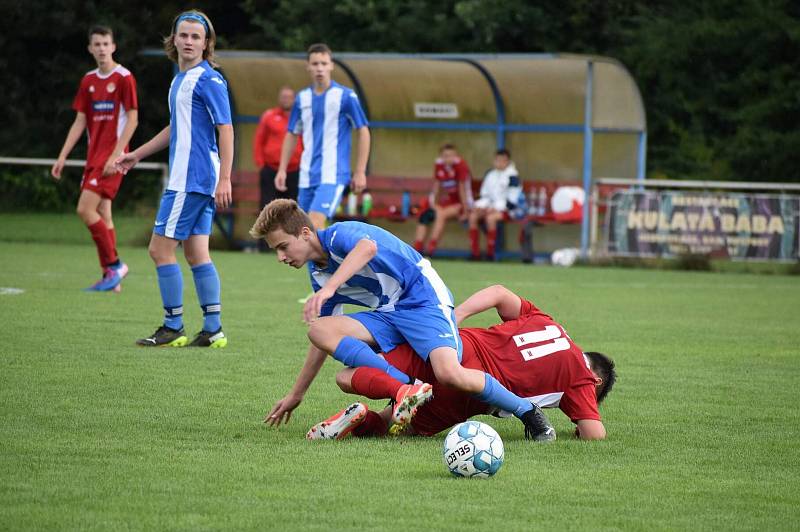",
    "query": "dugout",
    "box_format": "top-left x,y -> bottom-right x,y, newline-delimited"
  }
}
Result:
216,51 -> 647,255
